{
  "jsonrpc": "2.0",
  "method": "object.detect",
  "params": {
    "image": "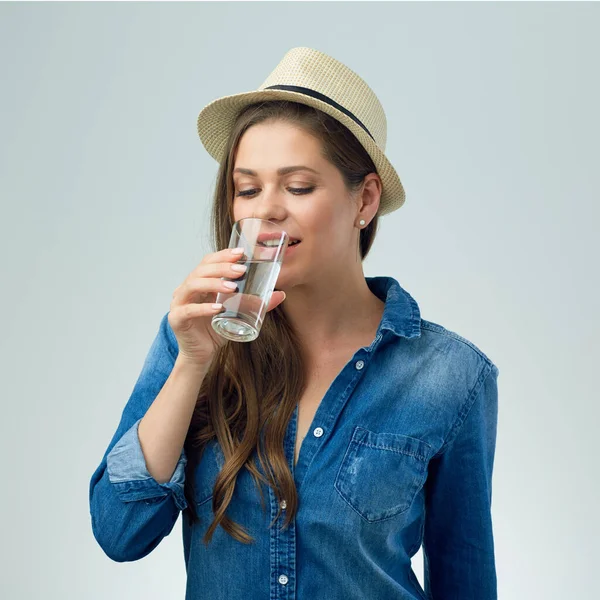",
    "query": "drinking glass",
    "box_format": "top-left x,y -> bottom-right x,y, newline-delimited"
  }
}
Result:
211,218 -> 290,342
